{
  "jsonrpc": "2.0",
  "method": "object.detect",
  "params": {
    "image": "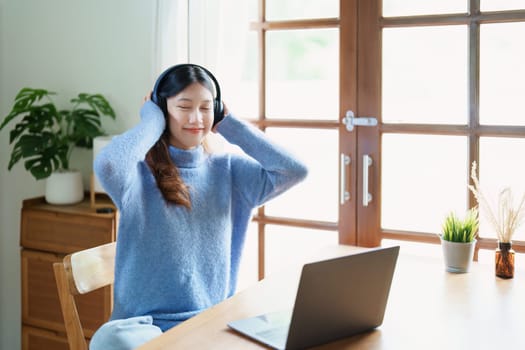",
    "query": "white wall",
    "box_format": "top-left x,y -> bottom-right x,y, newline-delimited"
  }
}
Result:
0,0 -> 158,348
